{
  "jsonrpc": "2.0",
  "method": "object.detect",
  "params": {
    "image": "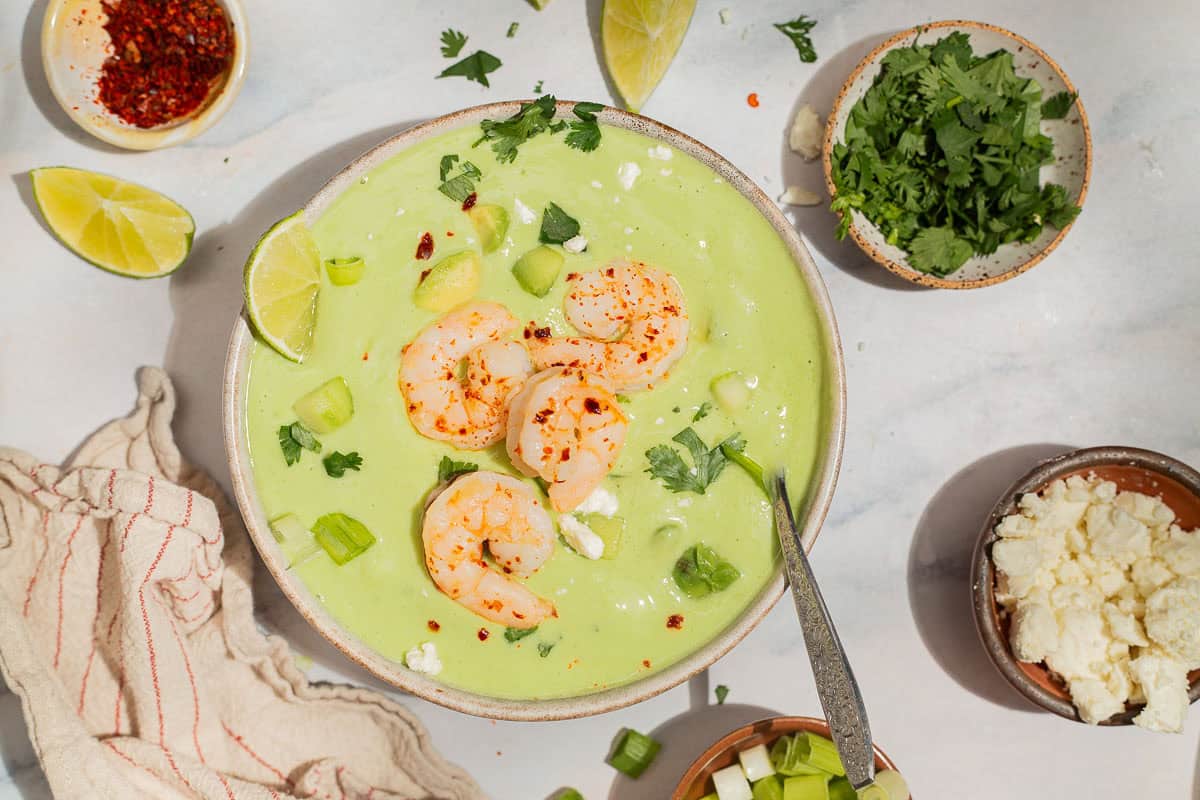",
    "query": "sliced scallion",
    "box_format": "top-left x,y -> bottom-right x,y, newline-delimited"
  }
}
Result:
781,774 -> 829,800
752,775 -> 785,800
311,512 -> 376,565
608,729 -> 661,778
325,256 -> 365,286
